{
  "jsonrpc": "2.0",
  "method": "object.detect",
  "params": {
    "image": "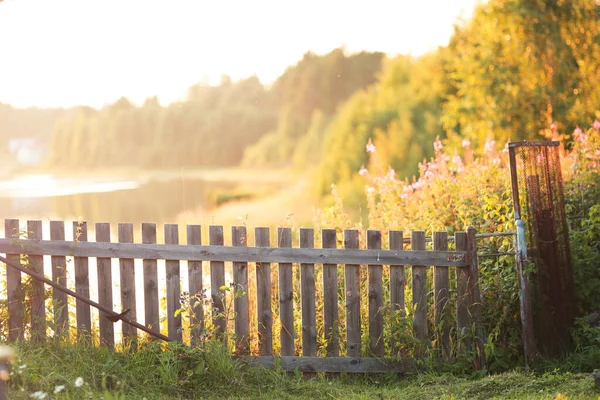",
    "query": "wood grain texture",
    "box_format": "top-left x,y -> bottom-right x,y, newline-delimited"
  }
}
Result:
187,225 -> 204,346
411,231 -> 427,357
118,223 -> 137,343
277,227 -> 294,357
142,223 -> 160,337
367,230 -> 384,357
321,229 -> 339,357
0,238 -> 468,266
232,226 -> 249,353
5,219 -> 24,341
433,232 -> 450,358
209,225 -> 226,341
300,228 -> 317,357
95,223 -> 114,348
389,230 -> 405,356
165,224 -> 182,342
50,221 -> 68,336
73,221 -> 91,335
247,356 -> 415,373
255,227 -> 272,355
344,230 -> 361,357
